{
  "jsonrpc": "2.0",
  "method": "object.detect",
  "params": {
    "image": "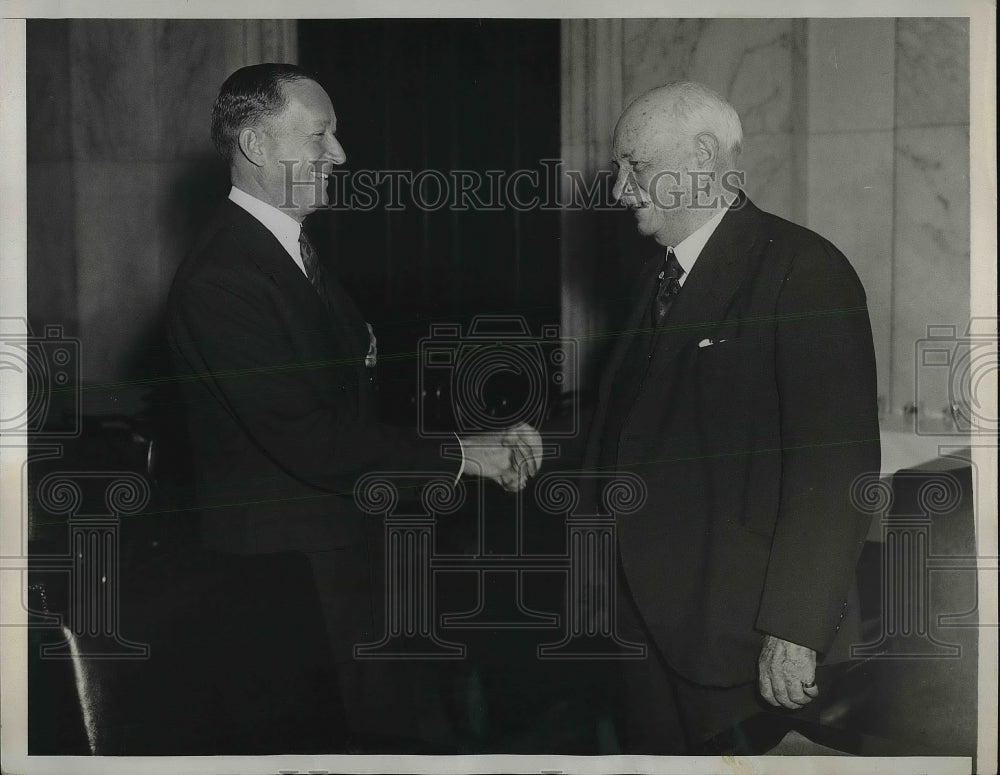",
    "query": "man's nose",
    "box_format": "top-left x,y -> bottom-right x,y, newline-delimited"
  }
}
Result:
612,164 -> 630,203
326,135 -> 347,165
